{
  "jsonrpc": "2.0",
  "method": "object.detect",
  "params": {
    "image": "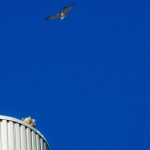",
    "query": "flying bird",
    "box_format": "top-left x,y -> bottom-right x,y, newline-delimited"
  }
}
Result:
45,2 -> 75,20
